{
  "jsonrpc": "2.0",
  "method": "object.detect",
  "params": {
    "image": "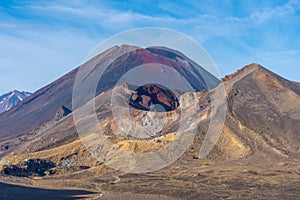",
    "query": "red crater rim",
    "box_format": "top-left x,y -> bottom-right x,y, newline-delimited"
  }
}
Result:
129,84 -> 179,112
